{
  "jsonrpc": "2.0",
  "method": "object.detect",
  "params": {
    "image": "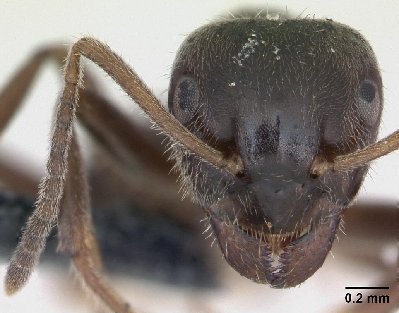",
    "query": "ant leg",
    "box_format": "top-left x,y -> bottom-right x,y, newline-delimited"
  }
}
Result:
4,48 -> 79,296
2,88 -> 136,312
1,46 -> 137,312
57,131 -> 135,313
0,43 -> 199,312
